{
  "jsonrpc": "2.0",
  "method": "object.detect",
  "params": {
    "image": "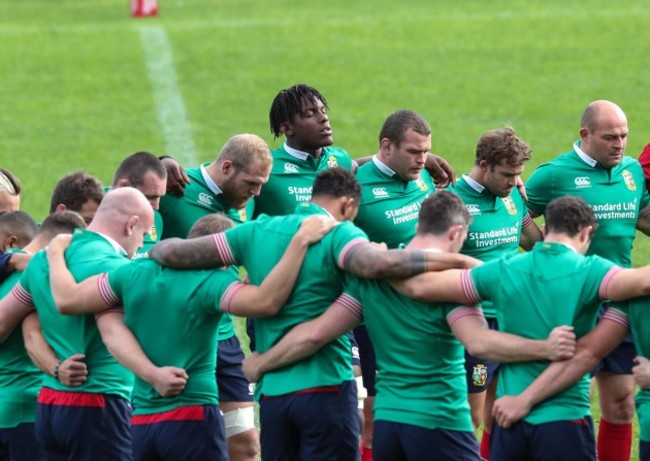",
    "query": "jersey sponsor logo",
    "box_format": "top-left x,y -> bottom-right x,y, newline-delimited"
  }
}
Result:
284,163 -> 300,174
501,197 -> 517,215
466,203 -> 481,216
148,224 -> 158,241
472,364 -> 488,387
327,155 -> 339,168
622,170 -> 637,191
198,192 -> 213,206
574,176 -> 591,188
372,187 -> 389,198
415,177 -> 429,191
